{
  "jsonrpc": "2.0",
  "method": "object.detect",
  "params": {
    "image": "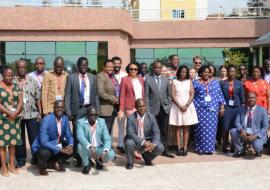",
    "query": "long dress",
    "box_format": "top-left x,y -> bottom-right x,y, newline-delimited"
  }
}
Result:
169,79 -> 198,126
193,79 -> 225,153
0,82 -> 22,147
